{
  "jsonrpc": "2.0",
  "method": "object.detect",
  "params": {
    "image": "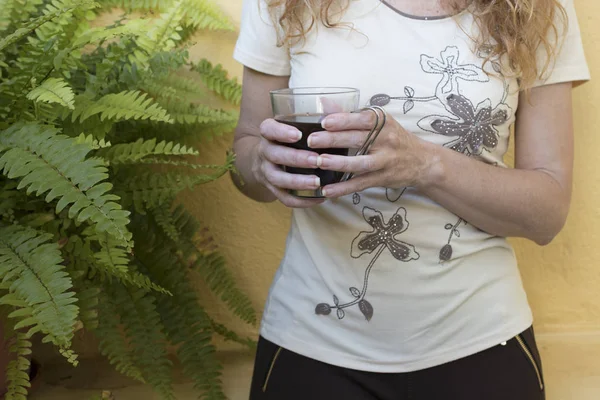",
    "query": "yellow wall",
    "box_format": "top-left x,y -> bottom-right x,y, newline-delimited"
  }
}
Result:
181,0 -> 600,398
